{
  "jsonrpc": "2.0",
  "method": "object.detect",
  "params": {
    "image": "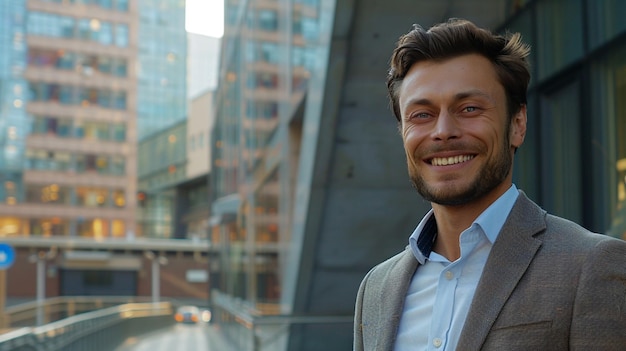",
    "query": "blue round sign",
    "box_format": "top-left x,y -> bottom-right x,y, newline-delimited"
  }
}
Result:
0,243 -> 15,270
